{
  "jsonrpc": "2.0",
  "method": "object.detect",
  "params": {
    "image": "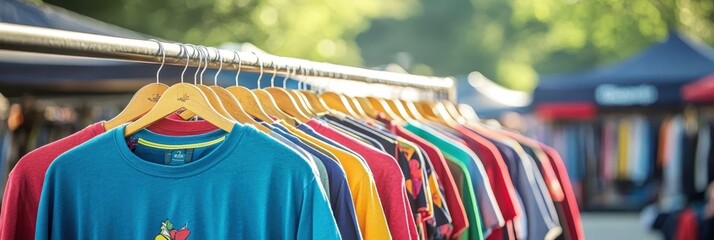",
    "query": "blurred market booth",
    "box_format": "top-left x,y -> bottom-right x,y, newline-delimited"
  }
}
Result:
532,30 -> 714,212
